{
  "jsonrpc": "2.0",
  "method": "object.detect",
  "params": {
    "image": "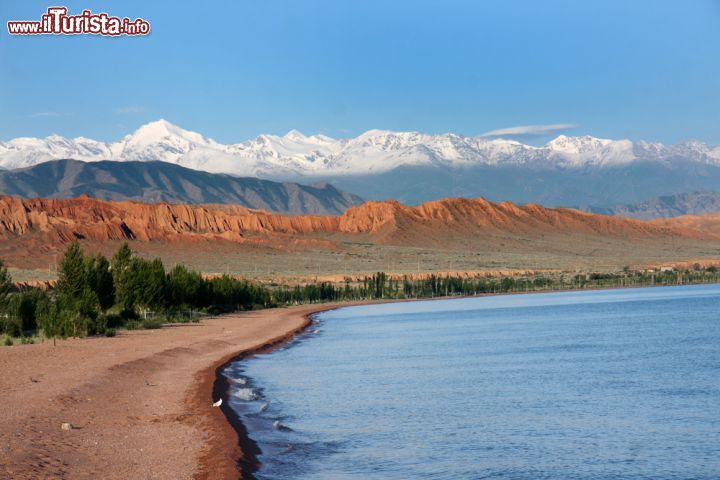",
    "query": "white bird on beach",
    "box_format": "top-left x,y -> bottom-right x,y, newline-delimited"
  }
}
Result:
212,398 -> 223,407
